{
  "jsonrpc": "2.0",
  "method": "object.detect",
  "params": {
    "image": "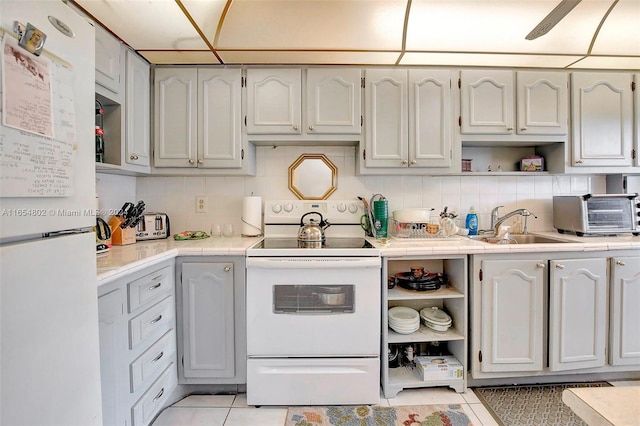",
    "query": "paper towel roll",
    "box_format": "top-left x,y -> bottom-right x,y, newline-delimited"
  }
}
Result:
242,196 -> 262,237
